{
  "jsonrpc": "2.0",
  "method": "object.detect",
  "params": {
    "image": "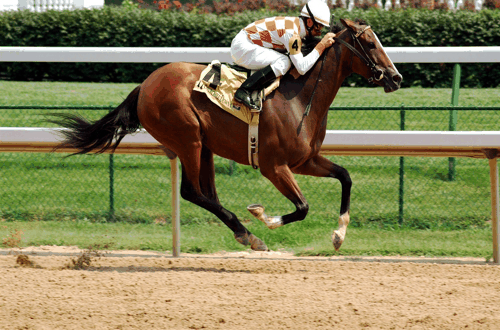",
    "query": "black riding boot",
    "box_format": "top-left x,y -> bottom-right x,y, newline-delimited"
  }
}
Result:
234,65 -> 276,110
